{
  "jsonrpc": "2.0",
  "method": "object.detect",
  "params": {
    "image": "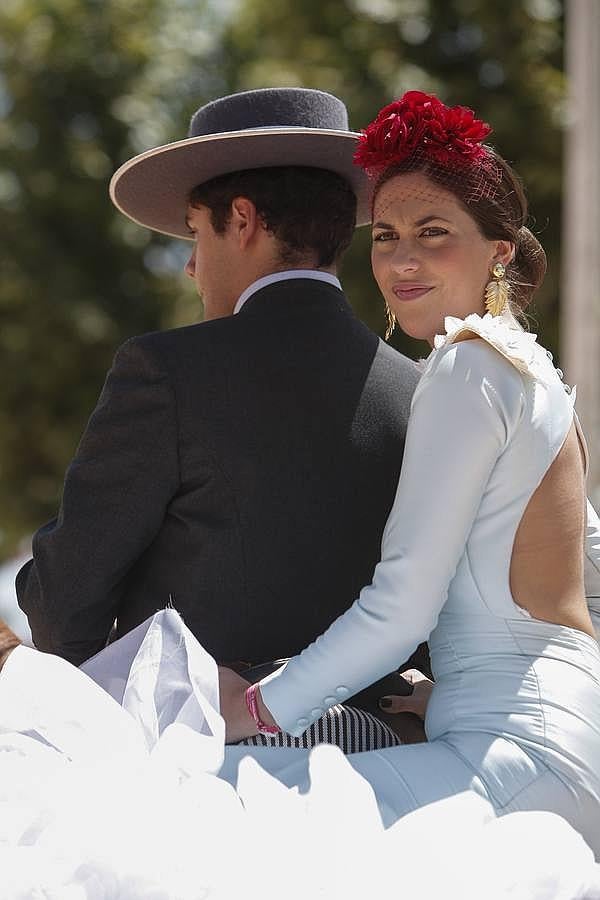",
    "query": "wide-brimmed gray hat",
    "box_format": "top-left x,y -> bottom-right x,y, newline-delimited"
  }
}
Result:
109,87 -> 371,239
